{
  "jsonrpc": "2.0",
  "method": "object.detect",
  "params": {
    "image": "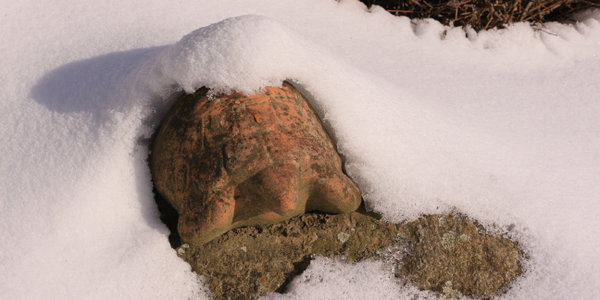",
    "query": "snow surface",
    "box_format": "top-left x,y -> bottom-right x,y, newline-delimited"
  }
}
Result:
1,0 -> 600,299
